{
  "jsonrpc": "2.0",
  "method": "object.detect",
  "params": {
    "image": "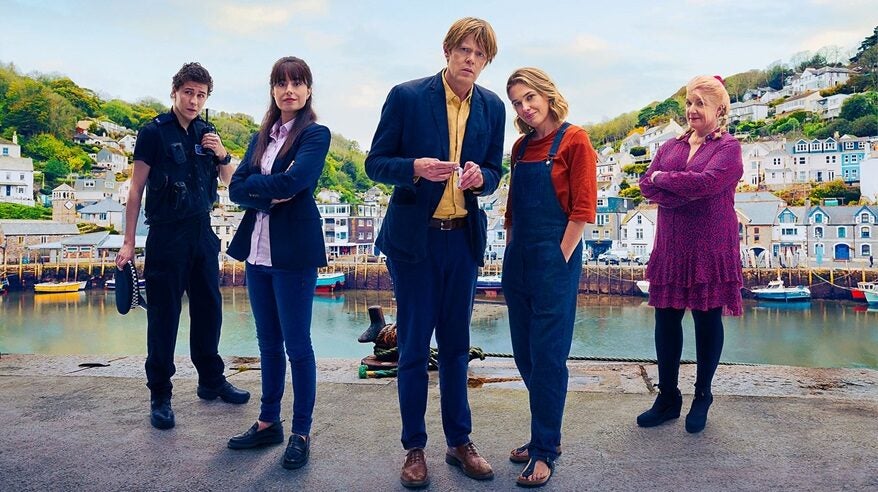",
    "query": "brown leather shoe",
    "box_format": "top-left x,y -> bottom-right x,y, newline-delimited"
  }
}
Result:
445,441 -> 494,480
400,448 -> 429,489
